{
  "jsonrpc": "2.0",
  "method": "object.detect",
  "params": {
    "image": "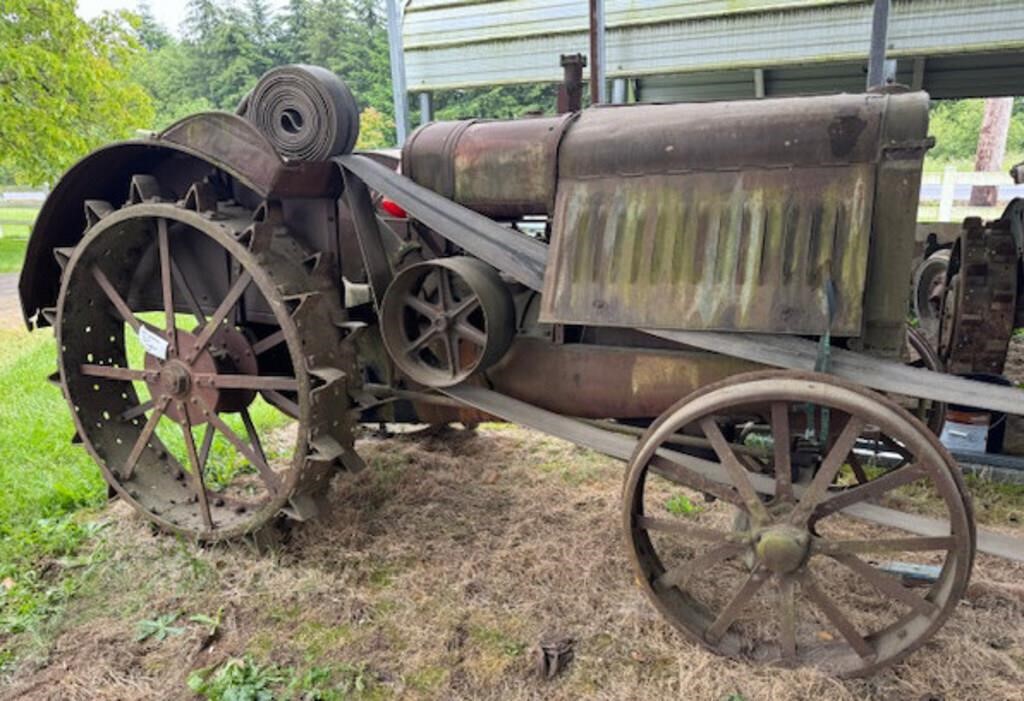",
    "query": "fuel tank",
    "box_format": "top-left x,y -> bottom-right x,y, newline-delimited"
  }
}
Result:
401,114 -> 575,219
